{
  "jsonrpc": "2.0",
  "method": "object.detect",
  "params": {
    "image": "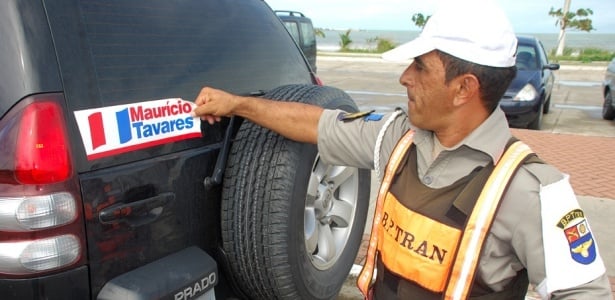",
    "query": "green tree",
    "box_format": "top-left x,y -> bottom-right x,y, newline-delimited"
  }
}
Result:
411,13 -> 430,30
339,29 -> 353,51
375,37 -> 396,53
549,0 -> 594,56
314,28 -> 326,38
366,37 -> 397,53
